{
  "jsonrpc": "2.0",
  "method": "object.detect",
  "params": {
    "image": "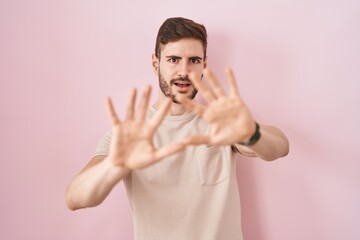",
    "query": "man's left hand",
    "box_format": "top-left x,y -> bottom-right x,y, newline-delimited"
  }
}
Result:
177,68 -> 257,146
